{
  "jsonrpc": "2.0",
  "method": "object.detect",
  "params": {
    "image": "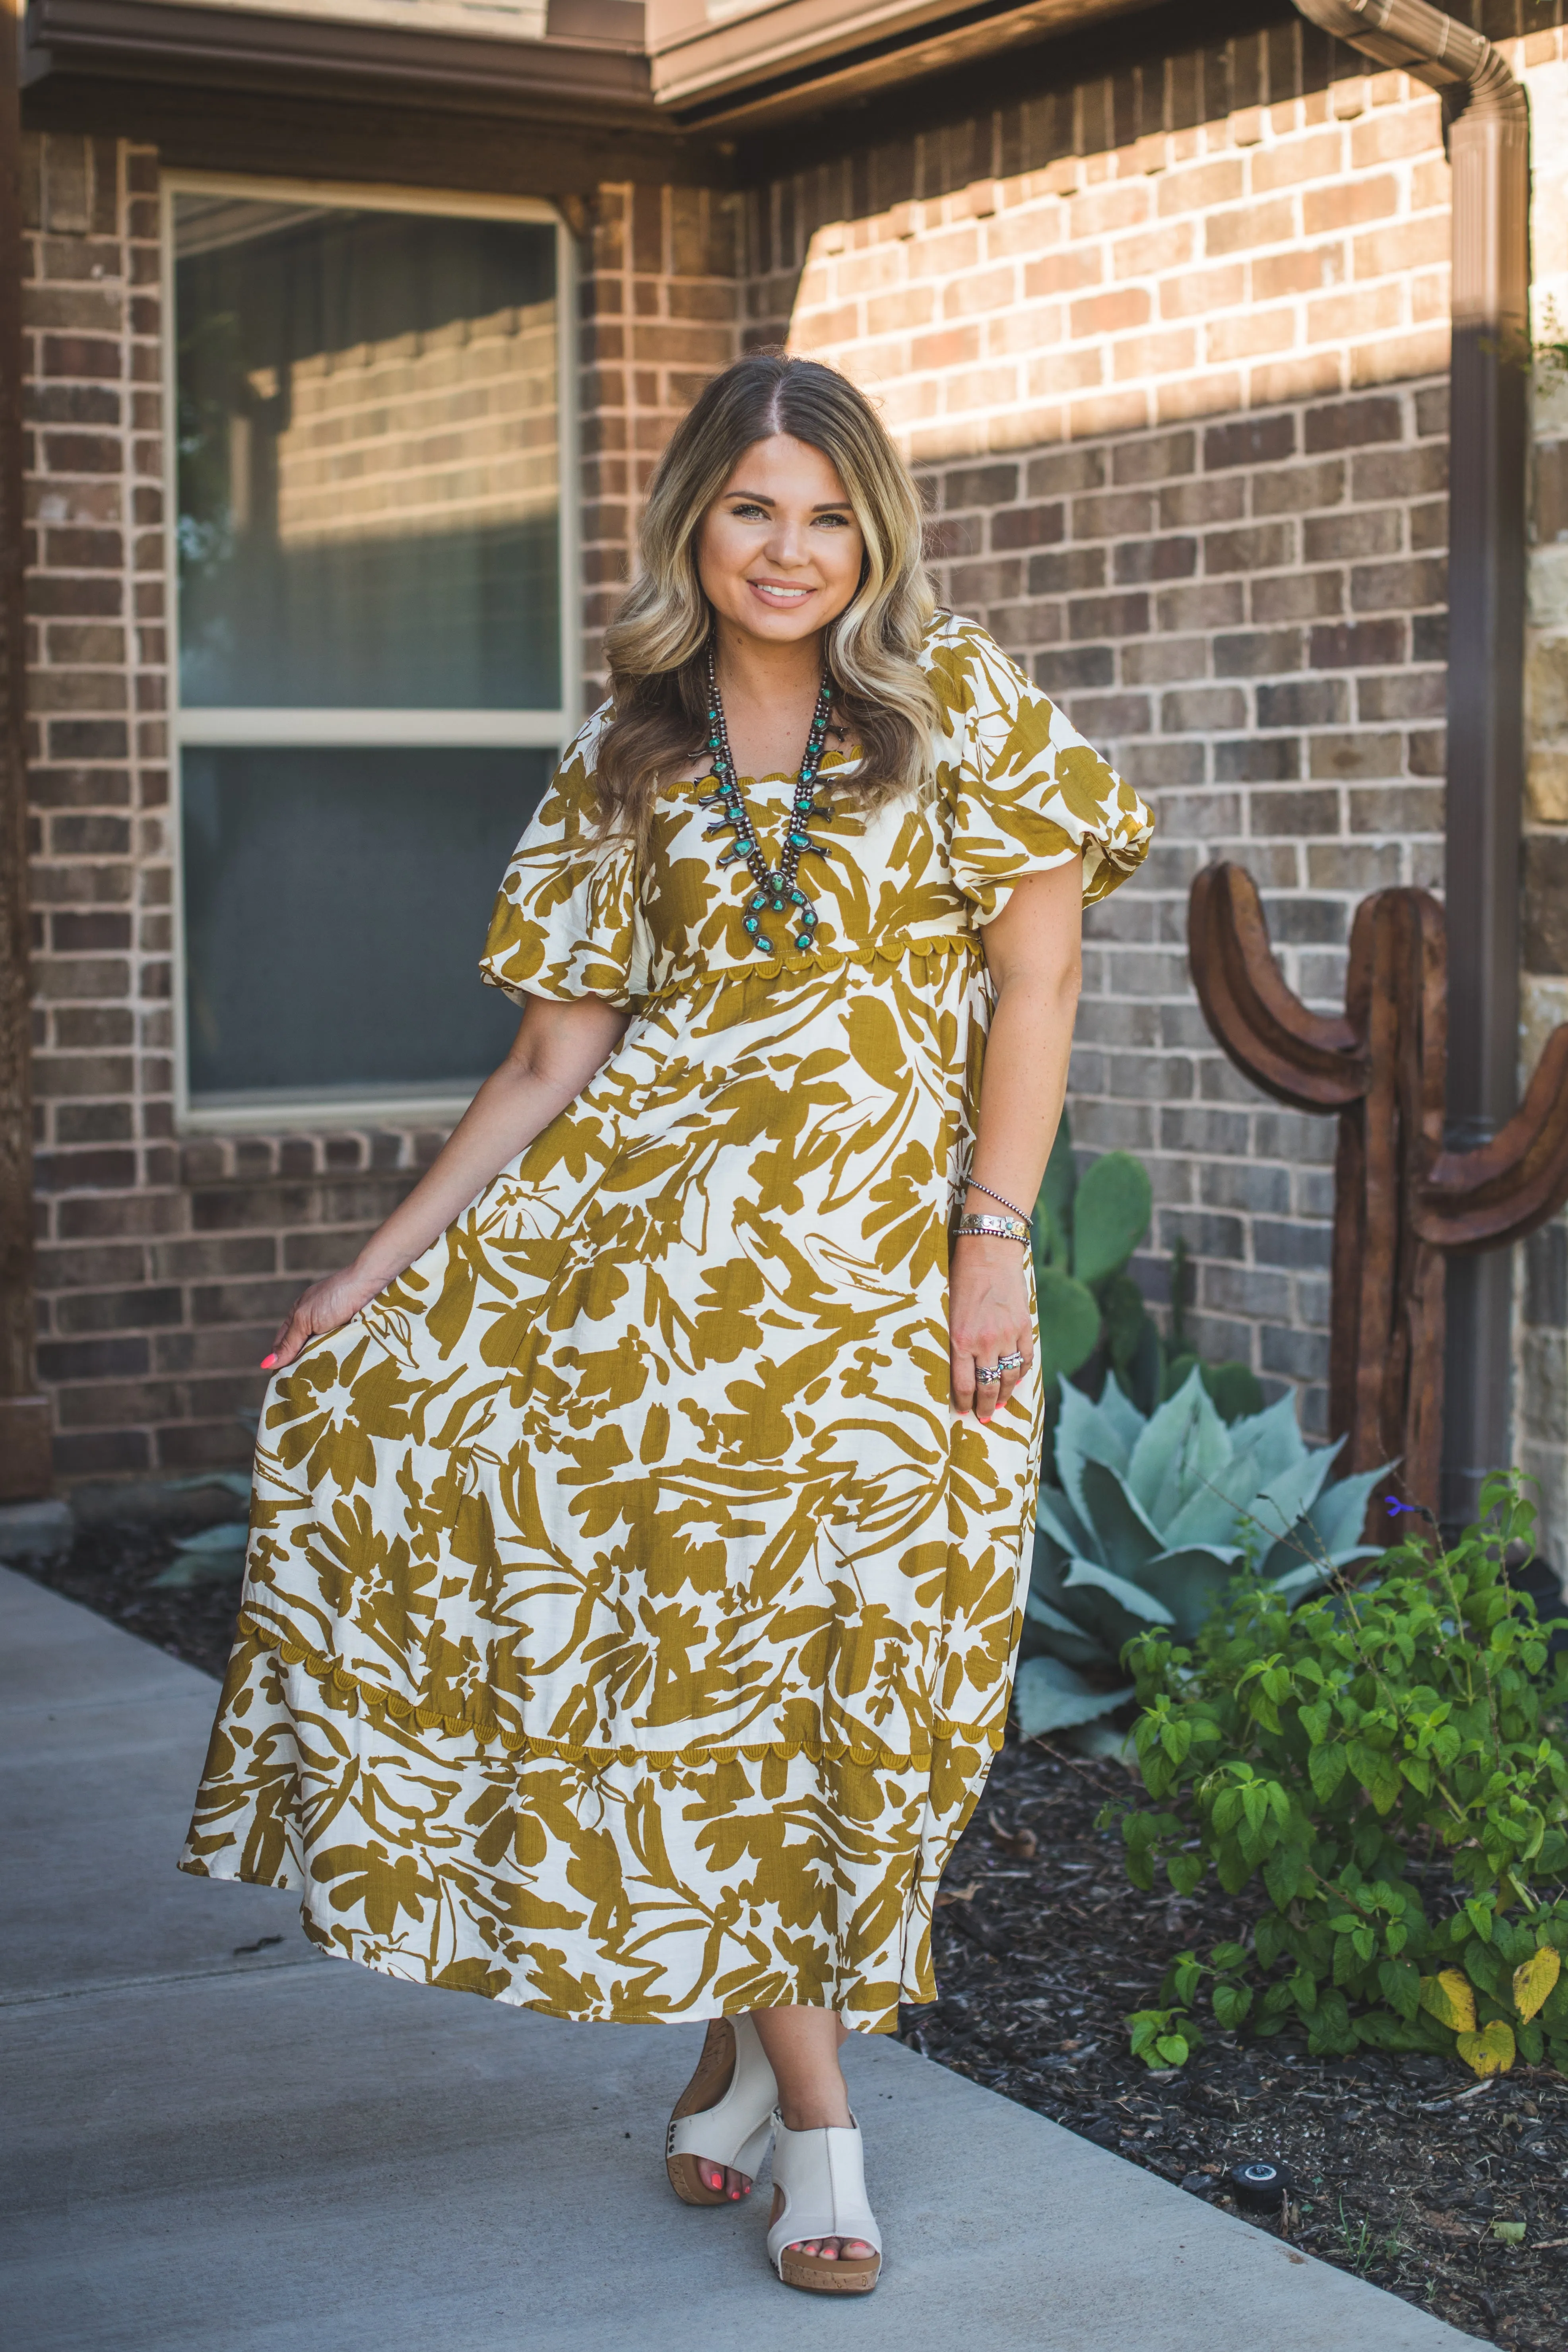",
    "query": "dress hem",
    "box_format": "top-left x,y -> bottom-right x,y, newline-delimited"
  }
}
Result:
174,1851 -> 909,2032
241,1613 -> 1007,1771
